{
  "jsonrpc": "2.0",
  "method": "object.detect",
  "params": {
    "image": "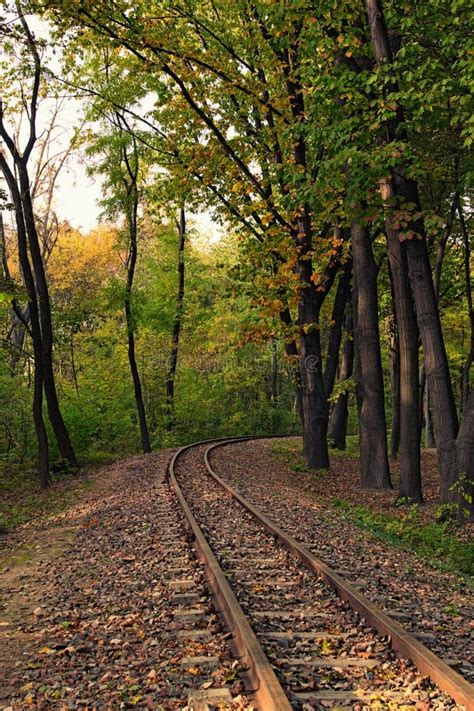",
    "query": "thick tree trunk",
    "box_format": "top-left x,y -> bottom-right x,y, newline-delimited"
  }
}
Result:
166,207 -> 186,431
397,177 -> 458,499
383,191 -> 422,502
329,306 -> 354,450
365,0 -> 459,501
323,263 -> 351,399
18,165 -> 77,467
351,221 -> 391,489
125,190 -> 151,454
